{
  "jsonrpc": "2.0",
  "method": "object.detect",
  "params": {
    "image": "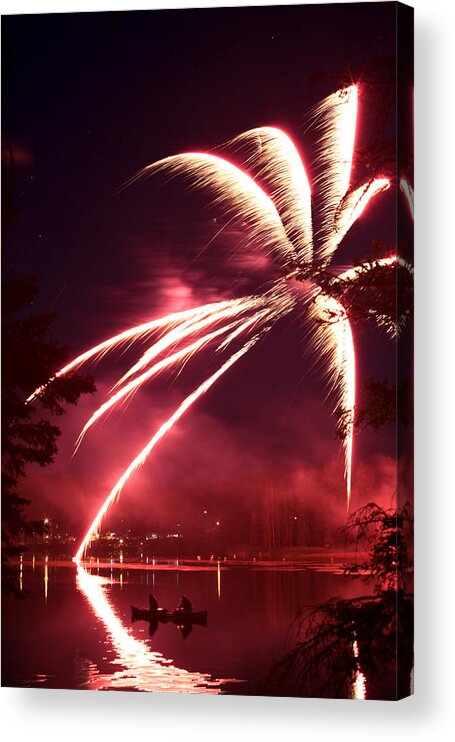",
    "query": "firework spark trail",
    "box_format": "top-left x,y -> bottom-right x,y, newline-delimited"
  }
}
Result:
127,152 -> 297,269
226,127 -> 313,265
336,255 -> 414,284
26,299 -> 243,404
311,91 -> 390,271
335,178 -> 390,241
310,85 -> 358,266
309,87 -> 390,272
341,313 -> 355,508
75,335 -> 264,563
114,294 -> 263,388
336,255 -> 398,282
217,309 -> 274,350
74,310 -> 271,451
309,293 -> 355,506
400,177 -> 414,219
